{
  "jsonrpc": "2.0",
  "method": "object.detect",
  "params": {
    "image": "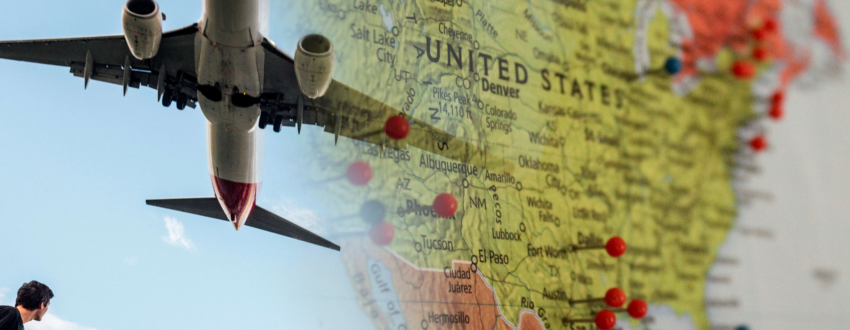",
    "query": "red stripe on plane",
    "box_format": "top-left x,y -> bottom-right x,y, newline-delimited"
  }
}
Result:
211,175 -> 258,230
